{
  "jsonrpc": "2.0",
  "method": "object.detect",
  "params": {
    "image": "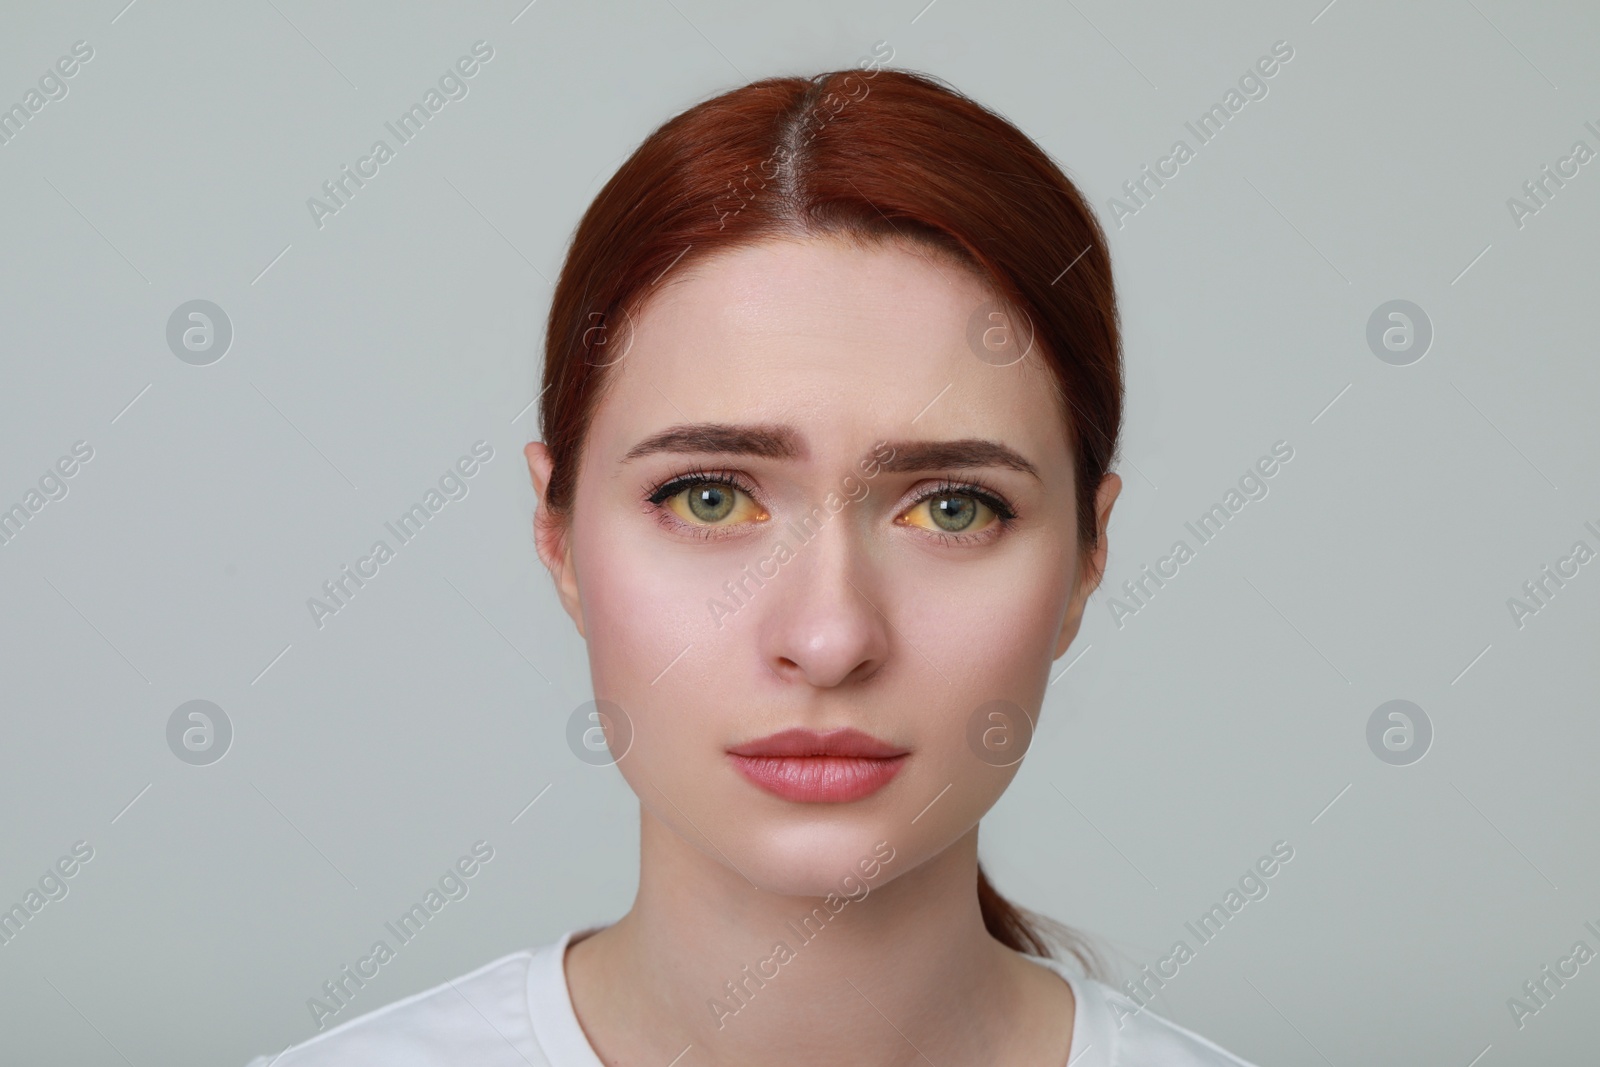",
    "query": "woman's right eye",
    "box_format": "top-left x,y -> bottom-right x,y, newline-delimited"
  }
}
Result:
659,480 -> 769,527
